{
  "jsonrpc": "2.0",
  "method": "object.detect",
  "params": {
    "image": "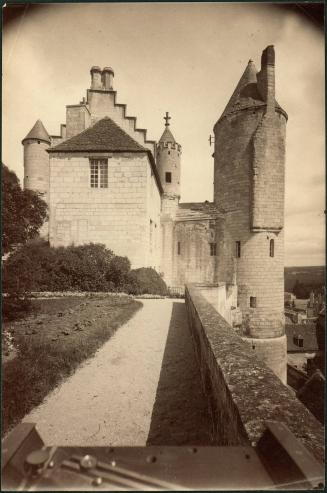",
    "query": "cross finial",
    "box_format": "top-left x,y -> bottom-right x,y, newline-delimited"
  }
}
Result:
164,112 -> 171,127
